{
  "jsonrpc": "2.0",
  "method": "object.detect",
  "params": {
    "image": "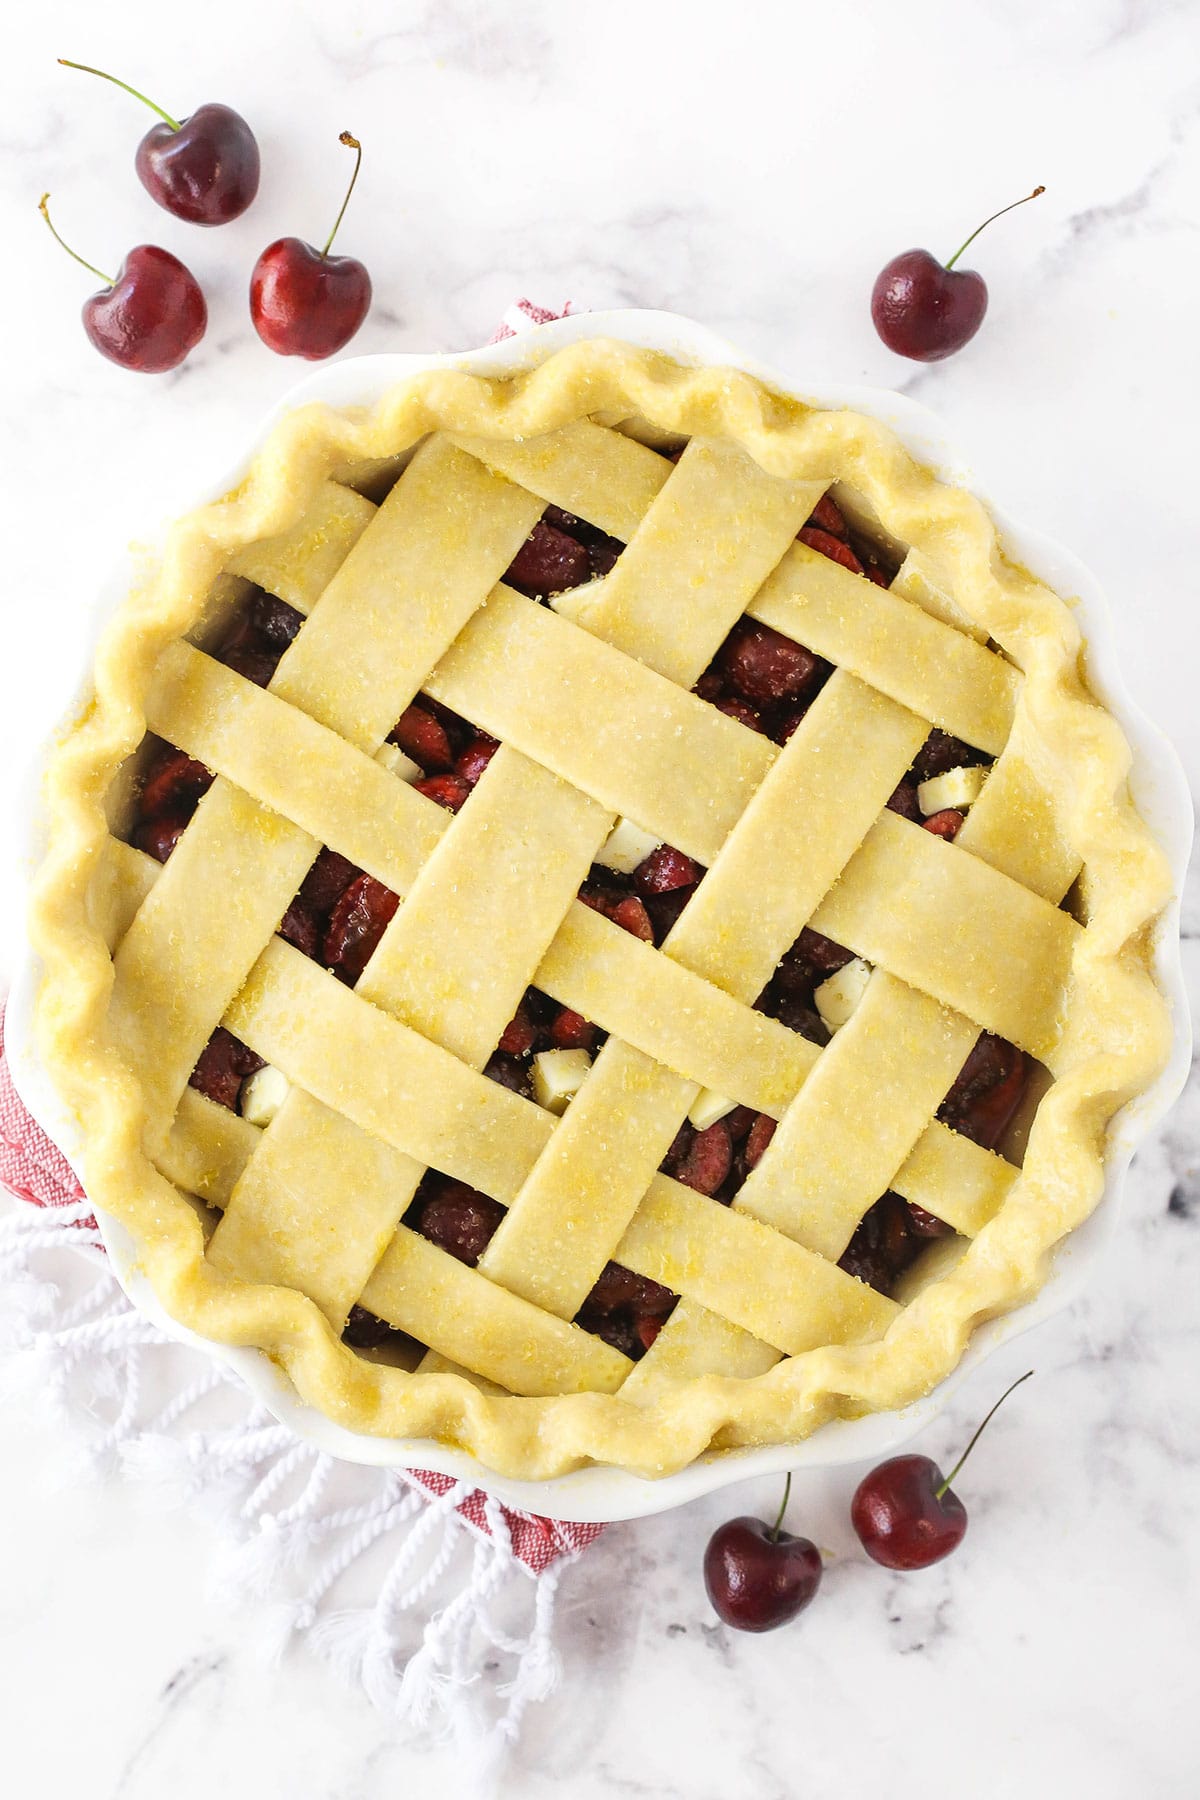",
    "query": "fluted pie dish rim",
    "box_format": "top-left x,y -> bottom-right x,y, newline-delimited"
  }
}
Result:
15,310 -> 1191,1517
